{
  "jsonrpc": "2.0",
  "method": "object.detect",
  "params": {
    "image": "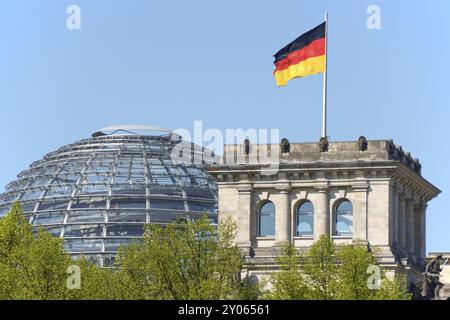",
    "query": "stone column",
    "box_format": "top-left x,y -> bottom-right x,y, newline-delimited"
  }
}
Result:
314,188 -> 328,240
405,198 -> 415,258
390,187 -> 399,248
413,204 -> 422,260
275,188 -> 291,245
352,183 -> 369,240
237,185 -> 253,248
398,194 -> 407,256
418,204 -> 427,260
